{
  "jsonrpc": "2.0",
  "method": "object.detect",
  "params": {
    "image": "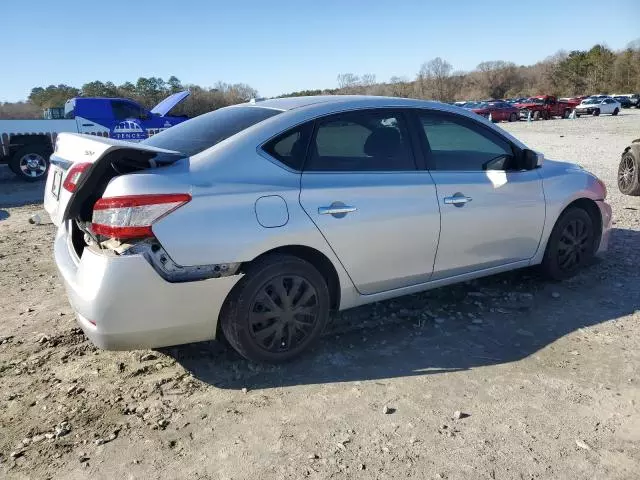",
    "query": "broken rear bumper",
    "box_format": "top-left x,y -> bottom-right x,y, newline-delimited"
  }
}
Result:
54,225 -> 241,350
